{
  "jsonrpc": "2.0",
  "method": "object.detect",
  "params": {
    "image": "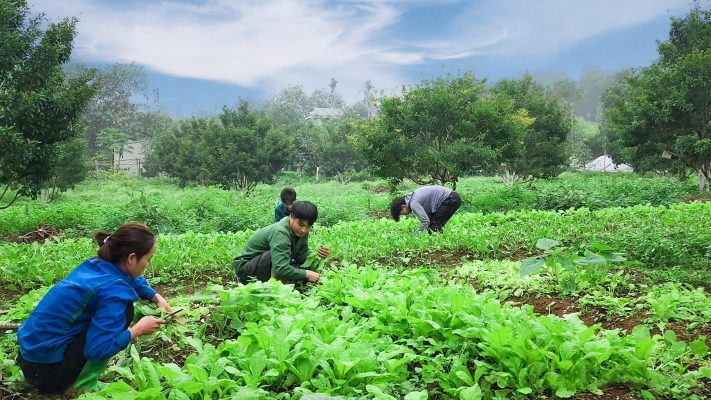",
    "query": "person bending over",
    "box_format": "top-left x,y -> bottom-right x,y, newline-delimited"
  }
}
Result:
390,185 -> 462,234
